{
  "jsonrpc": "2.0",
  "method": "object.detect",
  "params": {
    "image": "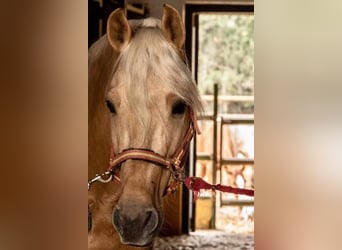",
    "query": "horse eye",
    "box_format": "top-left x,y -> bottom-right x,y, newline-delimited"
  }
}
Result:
172,101 -> 187,115
105,100 -> 116,114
